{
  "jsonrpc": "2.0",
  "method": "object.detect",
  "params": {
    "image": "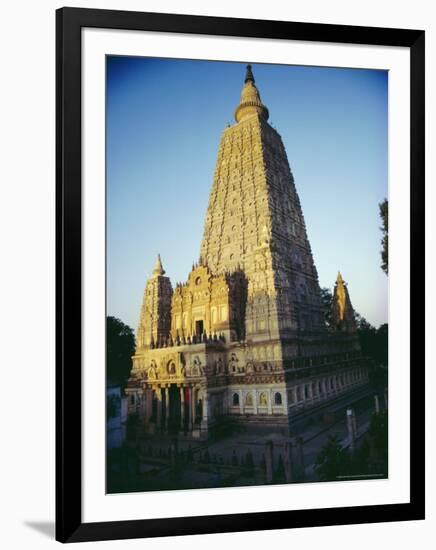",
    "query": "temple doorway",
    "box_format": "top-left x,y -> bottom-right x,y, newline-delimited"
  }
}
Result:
195,320 -> 204,337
